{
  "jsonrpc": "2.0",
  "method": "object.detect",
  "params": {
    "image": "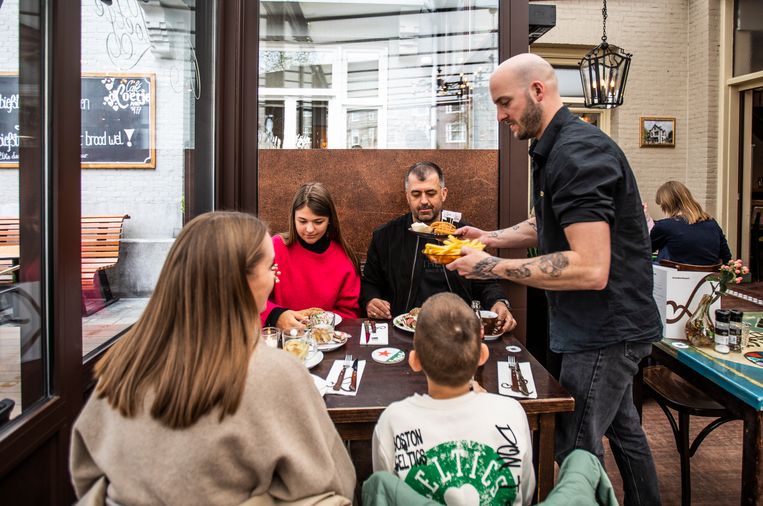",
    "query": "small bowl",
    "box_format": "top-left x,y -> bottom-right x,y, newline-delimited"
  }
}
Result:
423,250 -> 461,265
